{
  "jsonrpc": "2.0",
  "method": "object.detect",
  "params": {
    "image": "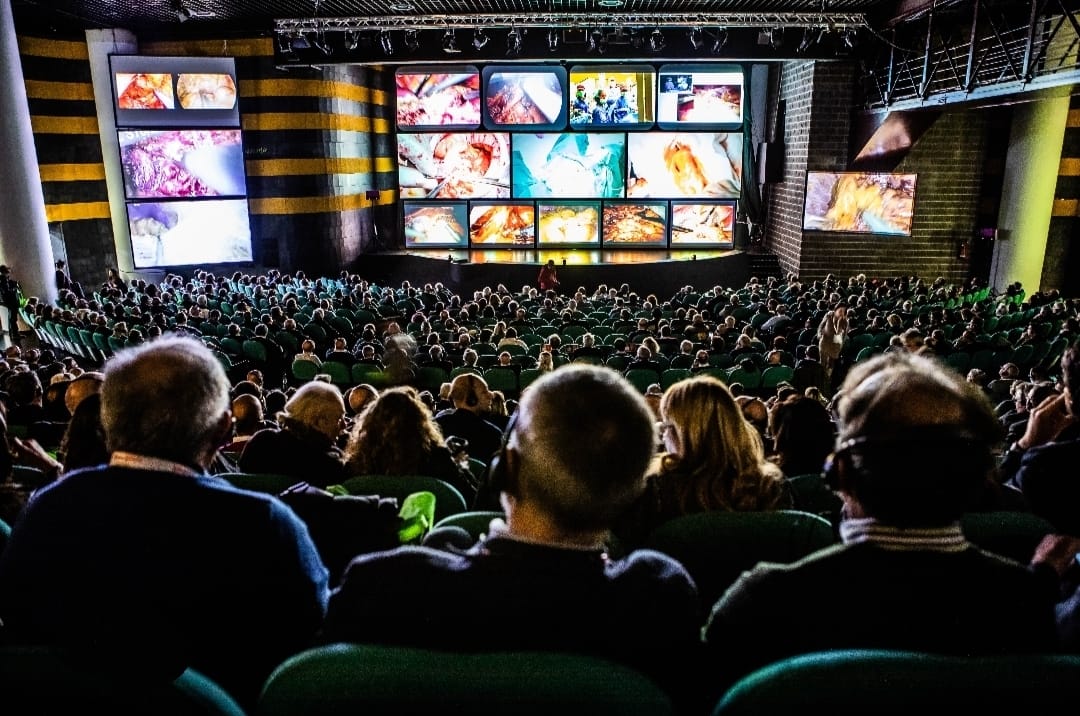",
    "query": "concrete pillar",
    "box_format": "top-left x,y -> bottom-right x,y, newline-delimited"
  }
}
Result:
85,28 -> 138,278
0,0 -> 57,306
992,96 -> 1070,293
